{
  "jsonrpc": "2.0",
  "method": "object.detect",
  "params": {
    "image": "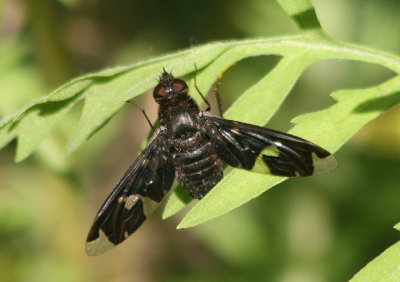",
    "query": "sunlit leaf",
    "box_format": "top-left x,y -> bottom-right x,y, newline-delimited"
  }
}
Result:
350,240 -> 400,282
0,5 -> 399,278
177,76 -> 400,228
